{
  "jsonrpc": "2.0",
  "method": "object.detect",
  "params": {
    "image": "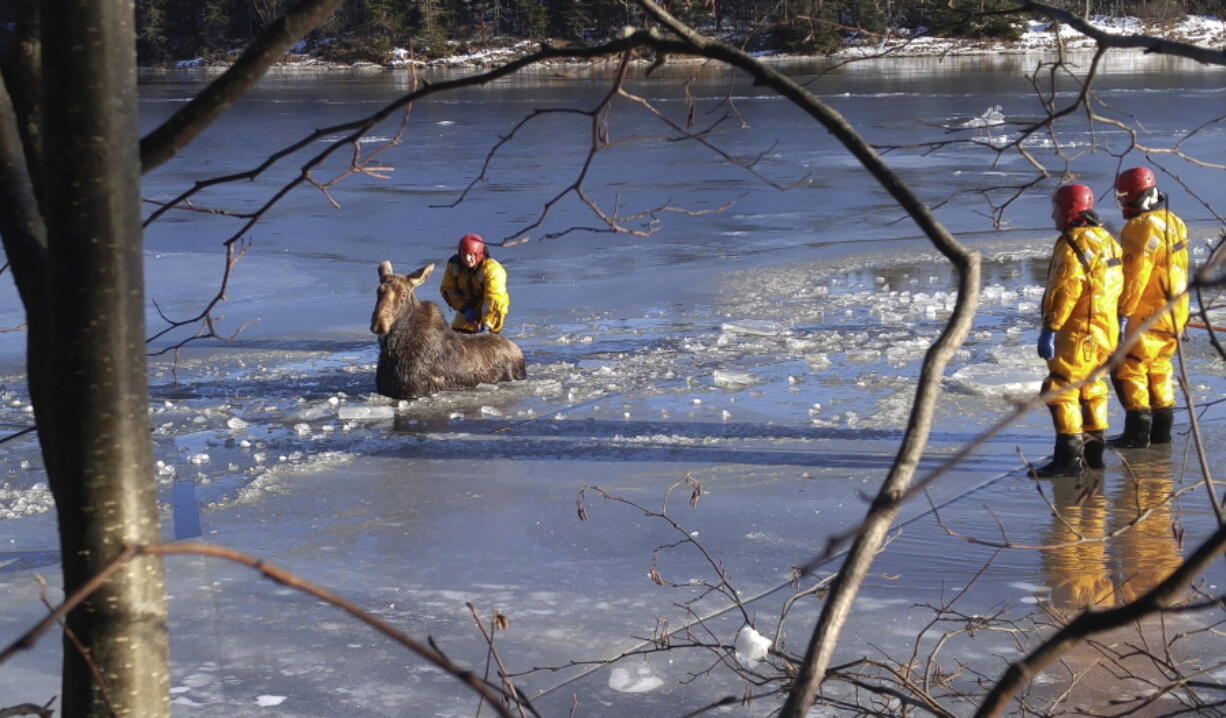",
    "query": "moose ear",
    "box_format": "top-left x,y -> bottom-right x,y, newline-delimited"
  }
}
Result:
407,263 -> 435,287
378,261 -> 394,281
